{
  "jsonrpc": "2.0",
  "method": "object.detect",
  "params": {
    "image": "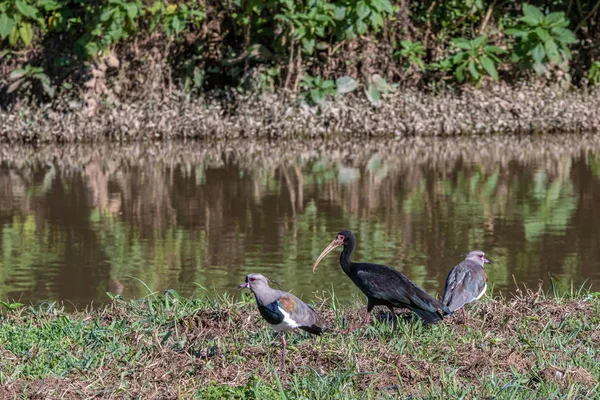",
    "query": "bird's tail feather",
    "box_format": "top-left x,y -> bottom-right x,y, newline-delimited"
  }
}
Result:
412,308 -> 445,324
299,324 -> 324,335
